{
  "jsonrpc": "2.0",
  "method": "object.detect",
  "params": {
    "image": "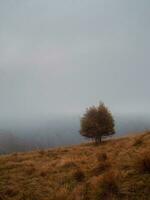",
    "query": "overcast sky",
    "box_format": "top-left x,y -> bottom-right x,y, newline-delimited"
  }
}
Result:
0,0 -> 150,120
